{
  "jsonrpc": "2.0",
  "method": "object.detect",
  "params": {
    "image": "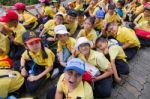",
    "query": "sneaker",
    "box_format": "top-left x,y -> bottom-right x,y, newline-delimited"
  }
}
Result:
51,68 -> 59,79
